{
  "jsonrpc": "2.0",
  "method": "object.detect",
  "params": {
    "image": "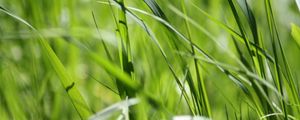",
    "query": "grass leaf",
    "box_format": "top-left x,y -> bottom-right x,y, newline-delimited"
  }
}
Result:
291,23 -> 300,48
0,7 -> 92,119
